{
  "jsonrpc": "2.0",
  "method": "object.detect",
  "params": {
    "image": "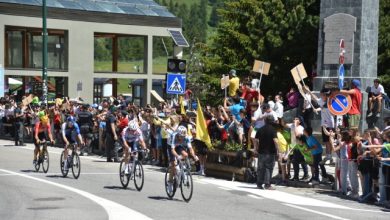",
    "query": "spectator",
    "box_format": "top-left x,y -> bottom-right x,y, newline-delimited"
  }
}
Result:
368,79 -> 386,117
228,69 -> 240,97
105,106 -> 119,162
14,102 -> 25,146
305,87 -> 335,165
255,115 -> 279,190
341,79 -> 362,129
286,87 -> 299,109
304,127 -> 328,185
273,95 -> 284,119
